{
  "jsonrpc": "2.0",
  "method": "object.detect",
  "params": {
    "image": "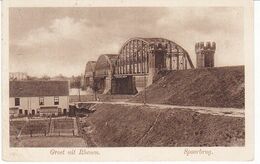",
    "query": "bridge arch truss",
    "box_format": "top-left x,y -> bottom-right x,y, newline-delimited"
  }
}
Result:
115,37 -> 194,76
